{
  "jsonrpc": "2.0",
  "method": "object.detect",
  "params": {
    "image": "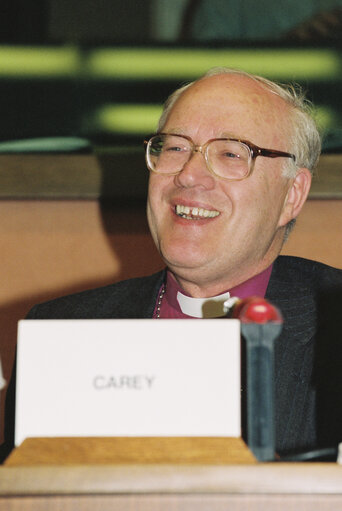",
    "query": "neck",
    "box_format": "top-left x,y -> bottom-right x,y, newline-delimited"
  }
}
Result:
169,271 -> 243,298
169,260 -> 276,298
172,276 -> 232,298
